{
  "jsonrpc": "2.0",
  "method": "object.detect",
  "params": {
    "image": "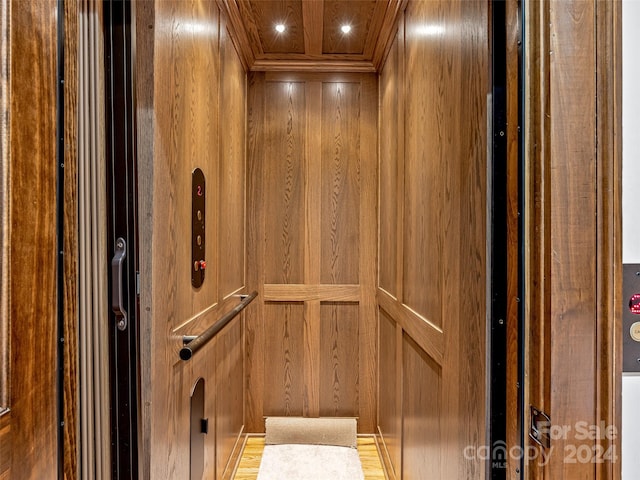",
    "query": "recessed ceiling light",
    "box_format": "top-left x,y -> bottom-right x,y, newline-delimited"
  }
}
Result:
341,24 -> 352,34
275,24 -> 286,33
